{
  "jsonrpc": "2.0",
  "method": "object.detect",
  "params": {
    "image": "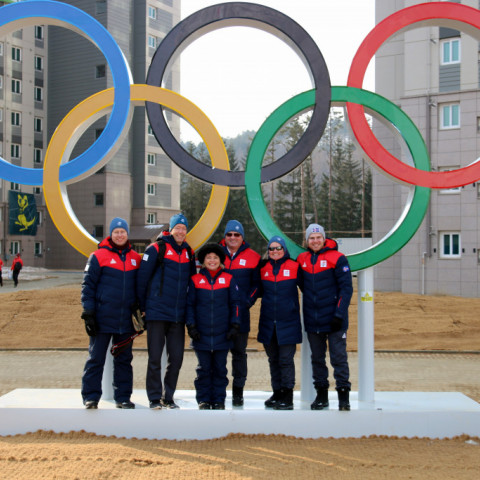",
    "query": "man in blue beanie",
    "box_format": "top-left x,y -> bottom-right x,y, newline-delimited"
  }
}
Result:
219,219 -> 261,407
137,212 -> 196,409
81,217 -> 141,409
